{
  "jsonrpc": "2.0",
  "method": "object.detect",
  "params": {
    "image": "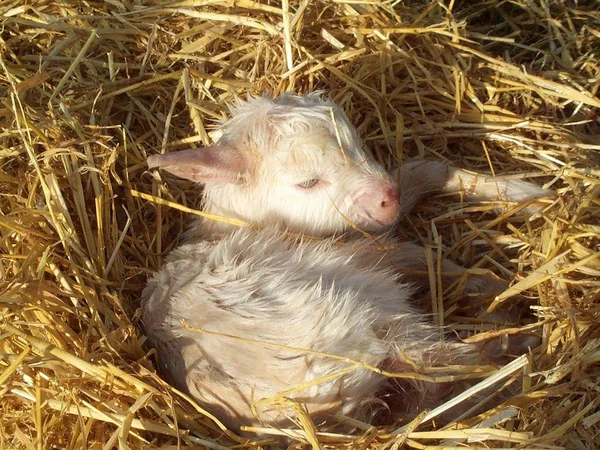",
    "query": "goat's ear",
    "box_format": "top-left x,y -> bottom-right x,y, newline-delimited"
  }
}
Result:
147,146 -> 250,184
